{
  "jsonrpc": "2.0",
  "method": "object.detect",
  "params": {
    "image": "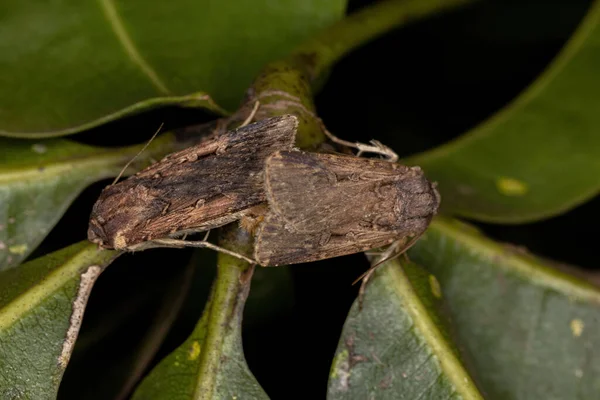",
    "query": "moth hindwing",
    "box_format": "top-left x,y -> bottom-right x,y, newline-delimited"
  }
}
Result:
254,150 -> 440,266
88,115 -> 298,251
